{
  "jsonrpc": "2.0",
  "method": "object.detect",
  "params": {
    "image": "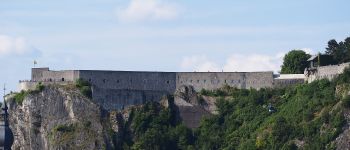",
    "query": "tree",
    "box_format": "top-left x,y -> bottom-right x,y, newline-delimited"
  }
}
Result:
281,50 -> 311,74
325,39 -> 339,56
325,38 -> 350,63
